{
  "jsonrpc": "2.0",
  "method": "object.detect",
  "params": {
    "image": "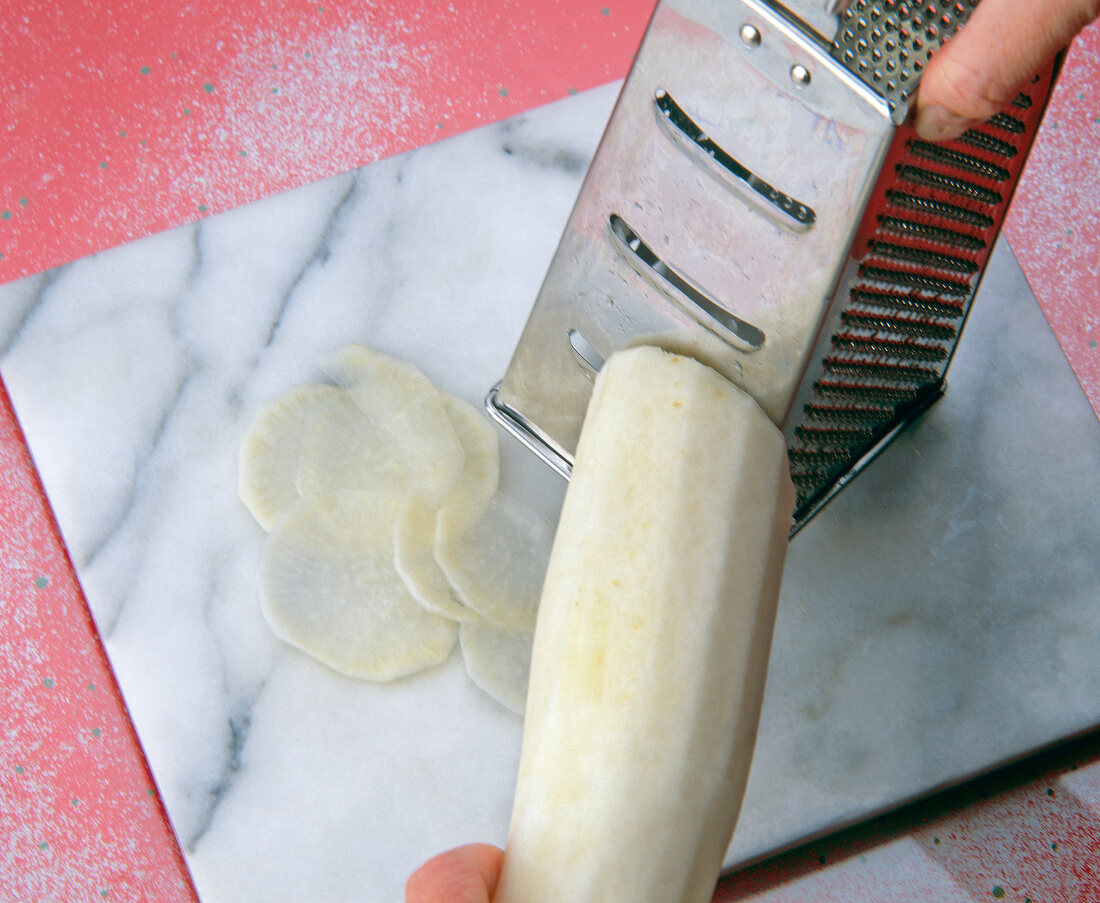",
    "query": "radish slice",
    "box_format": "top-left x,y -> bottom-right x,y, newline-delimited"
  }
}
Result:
434,393 -> 500,535
294,387 -> 405,502
319,344 -> 464,507
393,494 -> 470,621
459,616 -> 534,715
436,492 -> 555,632
393,393 -> 501,621
259,492 -> 458,681
238,383 -> 352,532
